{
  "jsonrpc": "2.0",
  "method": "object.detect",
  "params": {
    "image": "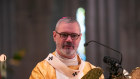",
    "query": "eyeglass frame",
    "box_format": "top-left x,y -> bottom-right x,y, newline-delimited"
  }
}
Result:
55,31 -> 81,40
